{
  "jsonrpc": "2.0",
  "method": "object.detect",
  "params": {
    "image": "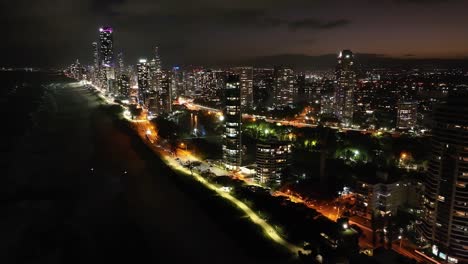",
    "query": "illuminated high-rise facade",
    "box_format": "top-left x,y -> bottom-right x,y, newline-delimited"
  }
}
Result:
274,66 -> 295,107
118,74 -> 130,99
117,51 -> 124,75
150,46 -> 163,92
99,26 -> 115,81
99,26 -> 114,67
256,140 -> 292,184
92,41 -> 100,84
334,50 -> 356,126
418,94 -> 468,264
153,46 -> 162,71
92,42 -> 99,70
397,101 -> 418,130
154,70 -> 172,114
137,59 -> 150,106
171,66 -> 183,98
223,75 -> 242,170
233,67 -> 253,110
